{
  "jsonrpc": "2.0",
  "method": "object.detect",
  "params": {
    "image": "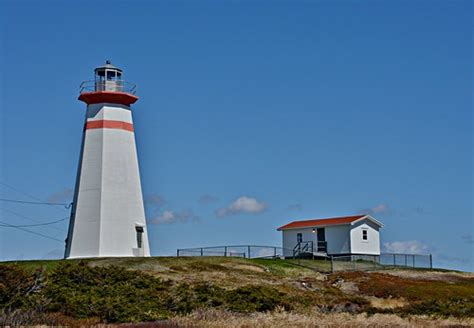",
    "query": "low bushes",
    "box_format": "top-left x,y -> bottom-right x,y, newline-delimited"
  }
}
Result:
0,262 -> 290,323
2,260 -> 472,325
